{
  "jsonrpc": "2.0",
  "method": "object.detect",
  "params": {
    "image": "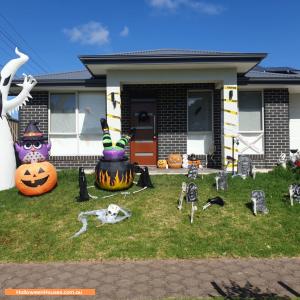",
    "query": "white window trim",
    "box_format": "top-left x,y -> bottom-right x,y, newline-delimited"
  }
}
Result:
48,90 -> 106,156
238,90 -> 264,155
187,89 -> 214,134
